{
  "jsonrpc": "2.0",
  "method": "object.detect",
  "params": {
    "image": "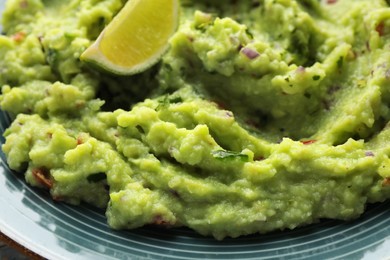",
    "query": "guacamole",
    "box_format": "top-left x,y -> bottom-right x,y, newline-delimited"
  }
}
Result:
1,0 -> 390,239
